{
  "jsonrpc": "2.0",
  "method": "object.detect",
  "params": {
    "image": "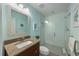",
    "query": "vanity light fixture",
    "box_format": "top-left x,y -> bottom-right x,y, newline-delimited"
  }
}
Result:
24,8 -> 31,16
8,3 -> 31,16
25,8 -> 29,12
9,3 -> 17,8
18,4 -> 24,9
23,8 -> 29,13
